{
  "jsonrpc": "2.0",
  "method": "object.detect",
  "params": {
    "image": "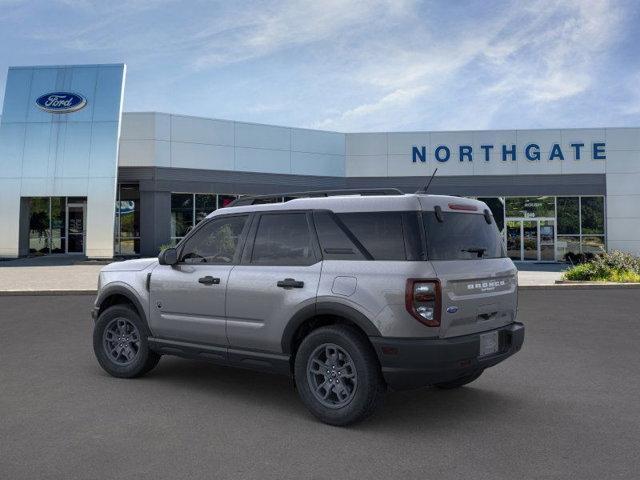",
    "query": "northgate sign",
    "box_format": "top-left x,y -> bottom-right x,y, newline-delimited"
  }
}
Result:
412,142 -> 606,163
